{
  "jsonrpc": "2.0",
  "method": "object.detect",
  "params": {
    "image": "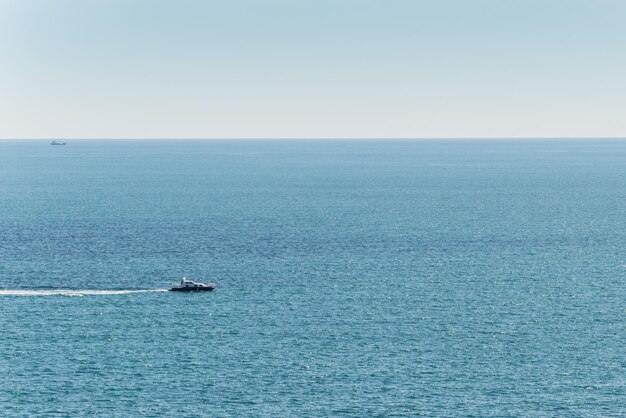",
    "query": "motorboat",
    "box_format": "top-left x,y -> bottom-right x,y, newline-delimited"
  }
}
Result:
51,140 -> 66,145
169,277 -> 215,292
